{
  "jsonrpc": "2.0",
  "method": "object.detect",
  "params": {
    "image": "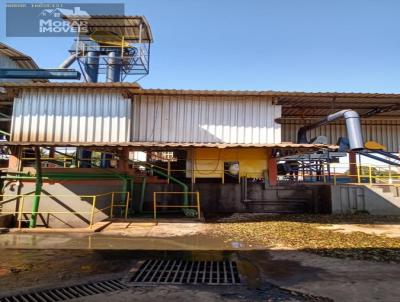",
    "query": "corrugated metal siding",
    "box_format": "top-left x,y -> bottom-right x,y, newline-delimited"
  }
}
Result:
0,54 -> 30,83
282,119 -> 400,152
11,88 -> 131,143
0,54 -> 19,69
132,95 -> 281,144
